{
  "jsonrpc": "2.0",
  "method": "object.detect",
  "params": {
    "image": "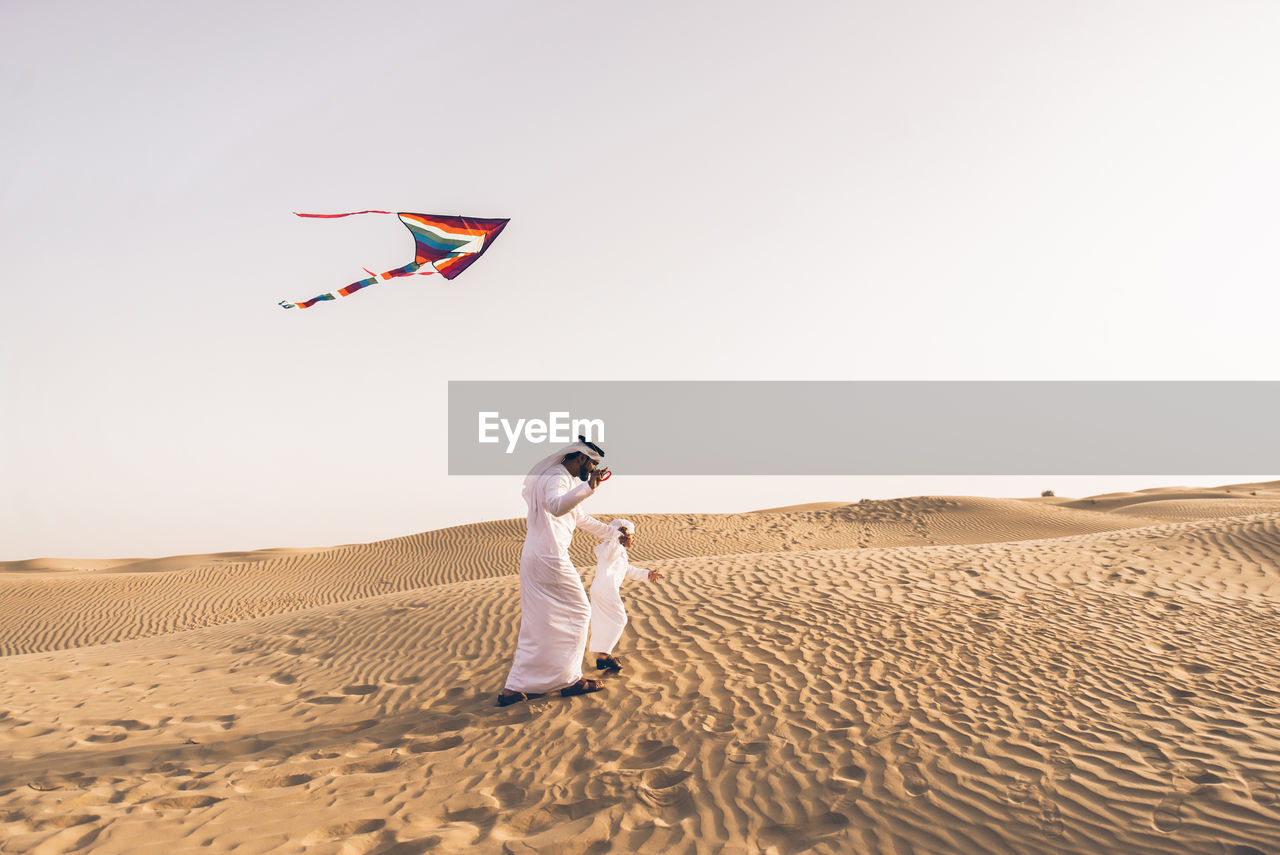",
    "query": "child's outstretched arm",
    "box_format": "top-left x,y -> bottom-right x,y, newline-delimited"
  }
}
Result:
625,562 -> 661,582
